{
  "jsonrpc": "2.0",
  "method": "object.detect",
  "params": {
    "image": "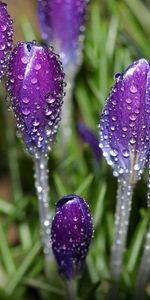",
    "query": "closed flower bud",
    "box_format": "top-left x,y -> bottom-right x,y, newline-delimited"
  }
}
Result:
0,1 -> 13,80
38,0 -> 88,70
99,59 -> 150,183
6,41 -> 64,157
51,194 -> 93,280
